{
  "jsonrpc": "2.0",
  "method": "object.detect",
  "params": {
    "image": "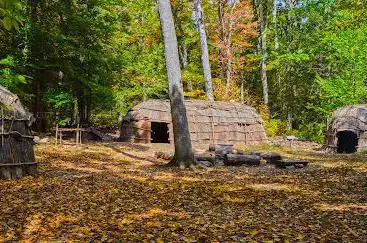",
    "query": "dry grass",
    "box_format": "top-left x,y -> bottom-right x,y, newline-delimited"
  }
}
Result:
0,142 -> 366,241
